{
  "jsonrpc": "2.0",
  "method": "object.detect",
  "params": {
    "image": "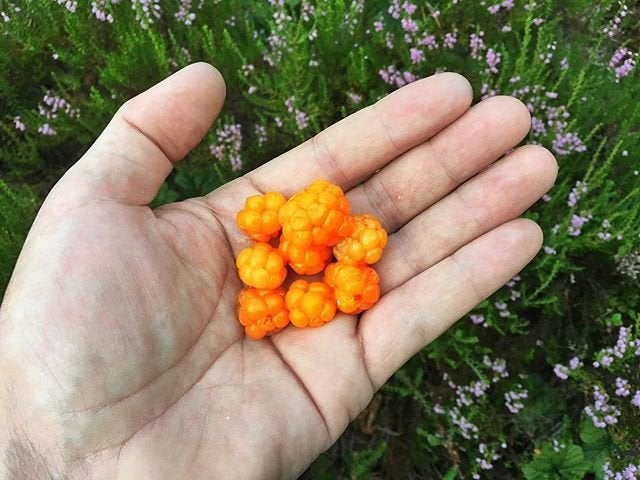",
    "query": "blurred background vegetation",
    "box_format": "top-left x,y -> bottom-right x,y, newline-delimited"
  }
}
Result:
1,0 -> 639,477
